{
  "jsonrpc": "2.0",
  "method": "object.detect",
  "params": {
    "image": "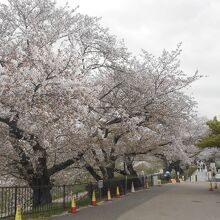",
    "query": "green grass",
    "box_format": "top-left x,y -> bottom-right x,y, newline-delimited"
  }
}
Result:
52,184 -> 87,201
22,208 -> 66,220
72,184 -> 87,193
77,196 -> 91,207
136,166 -> 161,175
161,179 -> 170,184
4,194 -> 92,220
